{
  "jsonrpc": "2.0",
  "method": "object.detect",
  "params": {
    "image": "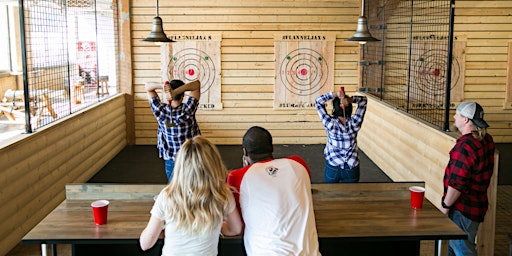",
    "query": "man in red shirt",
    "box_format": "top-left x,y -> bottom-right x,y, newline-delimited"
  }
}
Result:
227,126 -> 321,256
441,101 -> 495,256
